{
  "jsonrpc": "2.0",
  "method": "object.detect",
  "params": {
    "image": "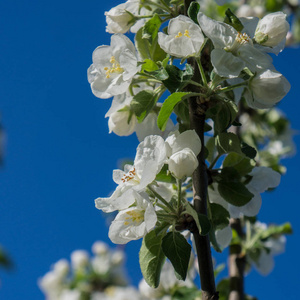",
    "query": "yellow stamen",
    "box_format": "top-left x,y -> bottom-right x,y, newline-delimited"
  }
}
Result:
175,31 -> 183,38
184,30 -> 191,38
104,56 -> 124,79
